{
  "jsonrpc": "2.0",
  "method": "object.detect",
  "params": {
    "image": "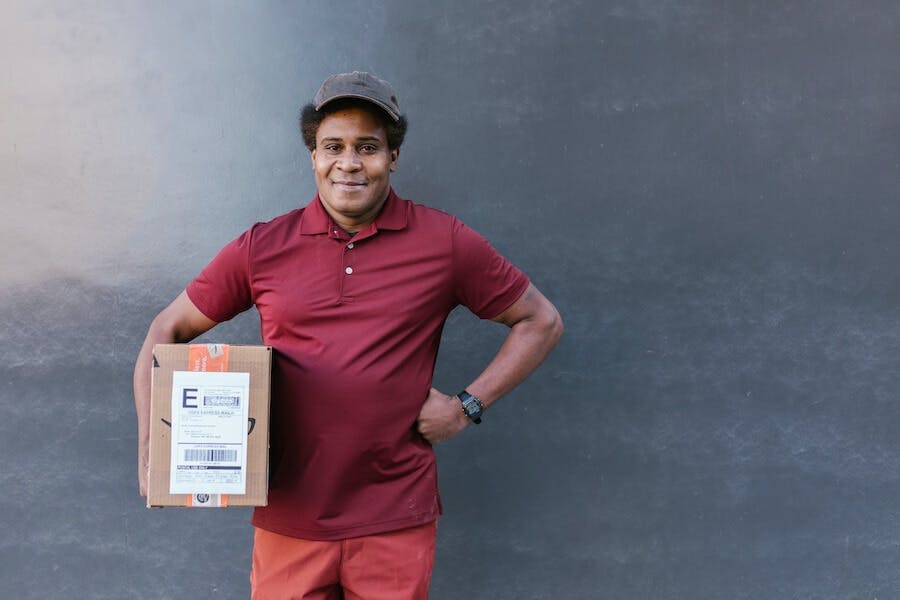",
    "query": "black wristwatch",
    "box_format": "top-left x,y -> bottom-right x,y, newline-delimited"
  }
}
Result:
458,390 -> 483,424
